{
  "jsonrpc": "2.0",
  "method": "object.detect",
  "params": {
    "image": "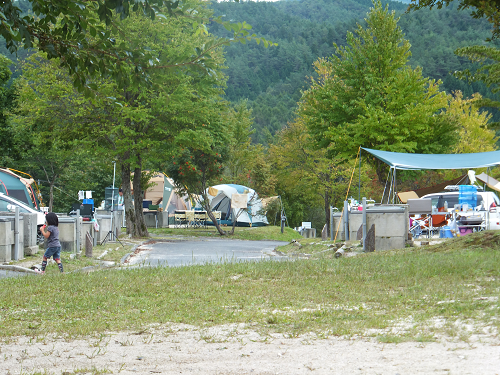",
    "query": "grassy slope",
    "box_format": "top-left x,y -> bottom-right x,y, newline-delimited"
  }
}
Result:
0,228 -> 498,343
